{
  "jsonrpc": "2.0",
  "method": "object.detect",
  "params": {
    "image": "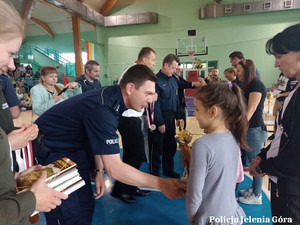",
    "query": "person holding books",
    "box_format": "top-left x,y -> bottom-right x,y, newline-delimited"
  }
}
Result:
35,64 -> 187,225
0,1 -> 68,224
